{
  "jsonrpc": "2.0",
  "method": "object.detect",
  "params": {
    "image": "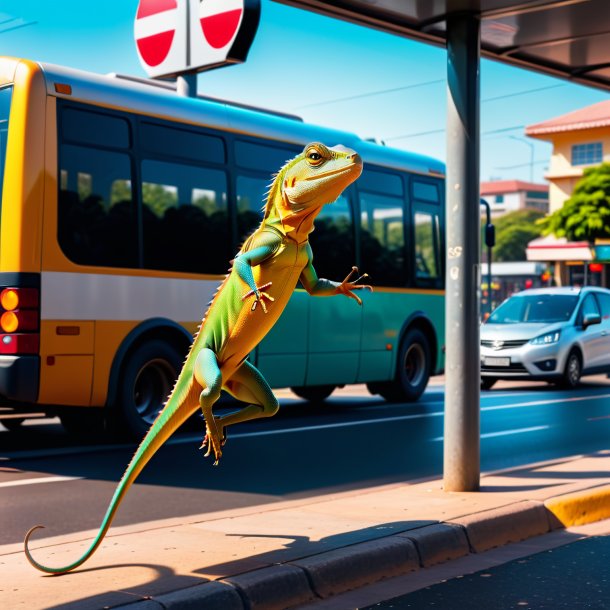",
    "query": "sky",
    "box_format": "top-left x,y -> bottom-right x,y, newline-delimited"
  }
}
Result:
2,0 -> 609,184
